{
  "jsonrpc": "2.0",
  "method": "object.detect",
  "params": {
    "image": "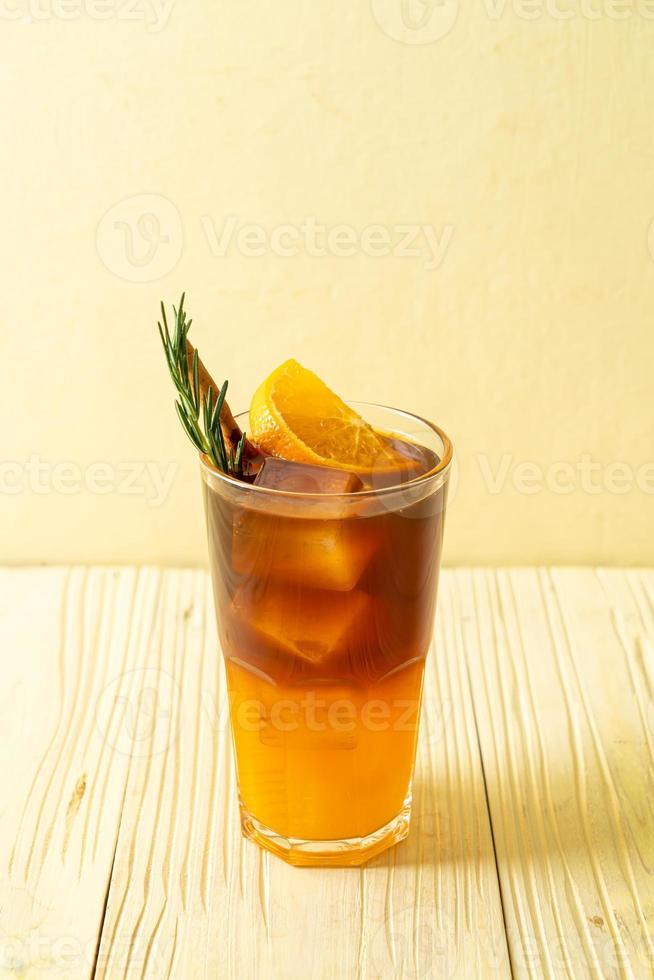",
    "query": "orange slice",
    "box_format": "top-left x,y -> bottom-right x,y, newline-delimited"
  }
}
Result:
249,359 -> 397,471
